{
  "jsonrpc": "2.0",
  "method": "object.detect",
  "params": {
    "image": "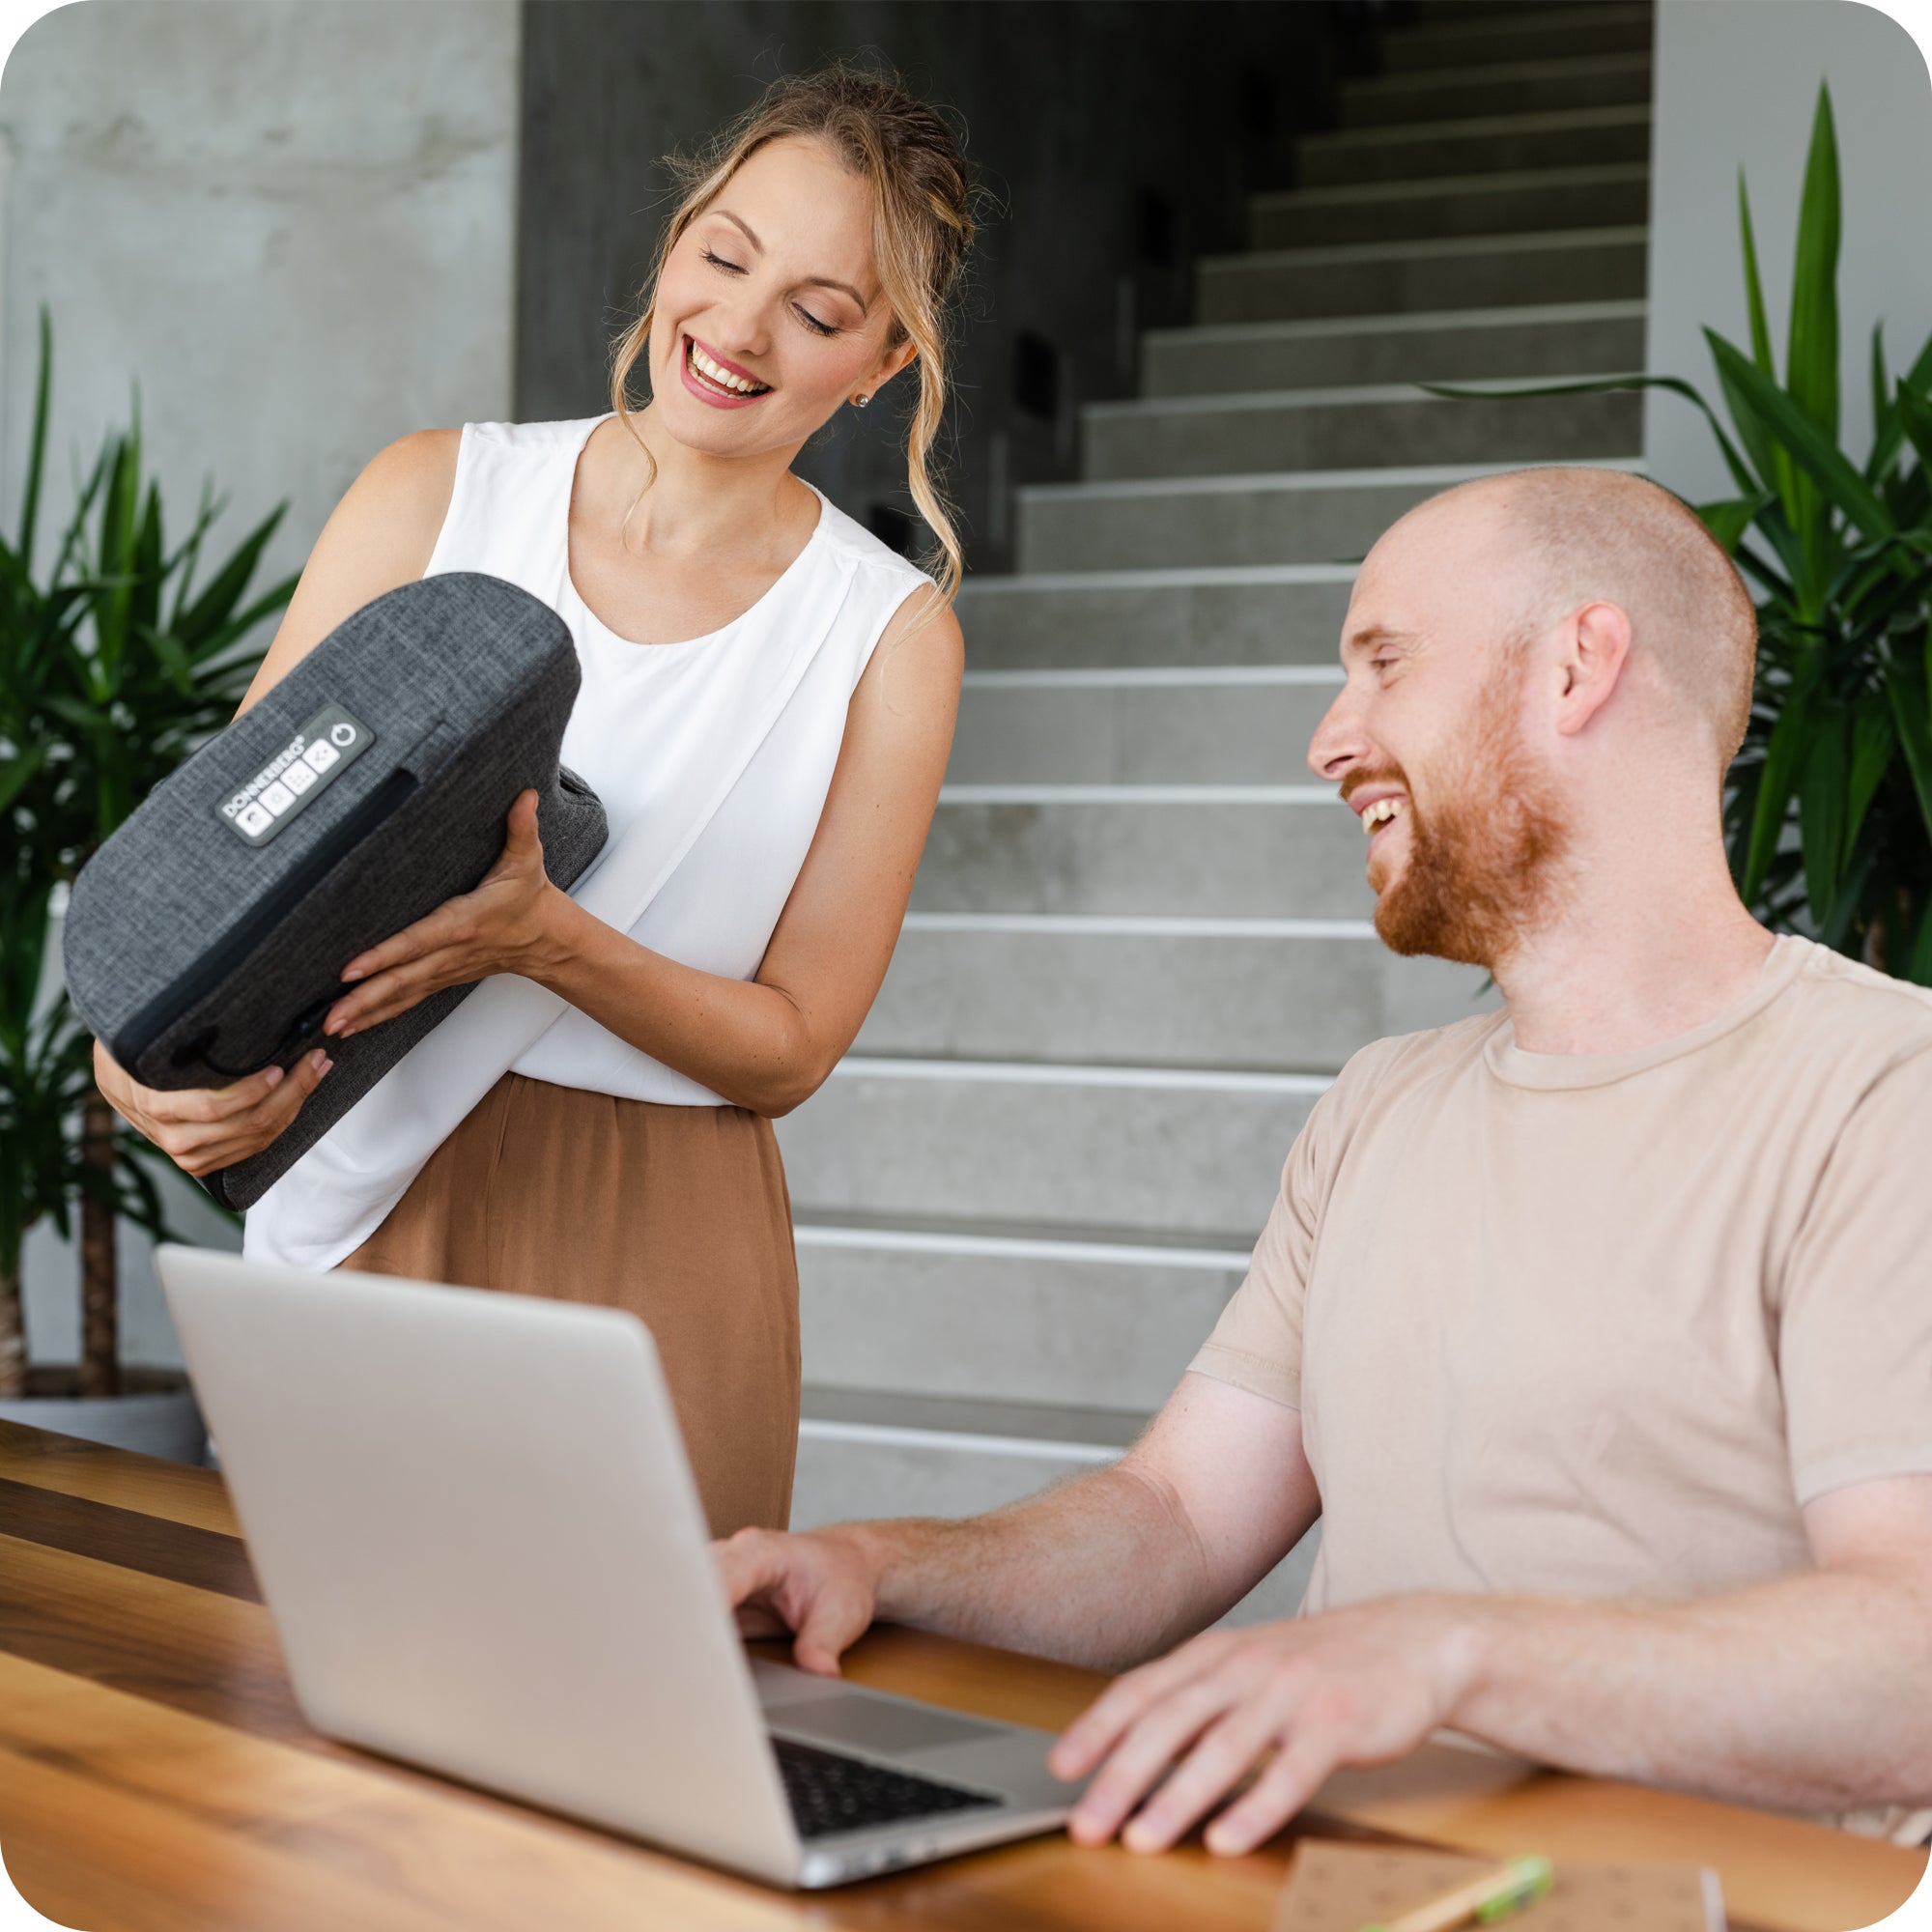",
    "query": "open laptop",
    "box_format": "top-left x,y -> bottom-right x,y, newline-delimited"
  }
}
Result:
155,1244 -> 1081,1888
